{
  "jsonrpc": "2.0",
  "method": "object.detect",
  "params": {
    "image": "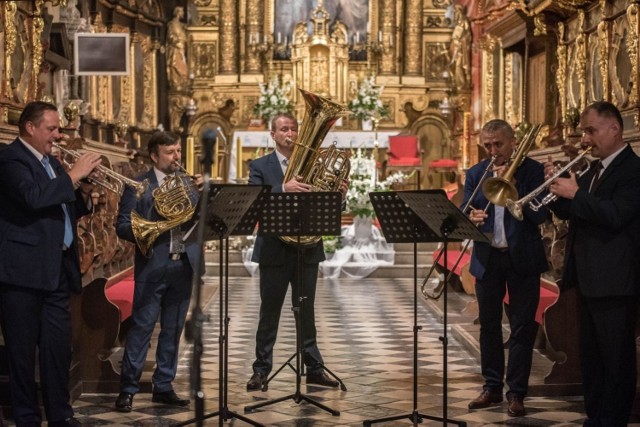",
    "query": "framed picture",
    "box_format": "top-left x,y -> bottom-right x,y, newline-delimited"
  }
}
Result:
74,33 -> 130,76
